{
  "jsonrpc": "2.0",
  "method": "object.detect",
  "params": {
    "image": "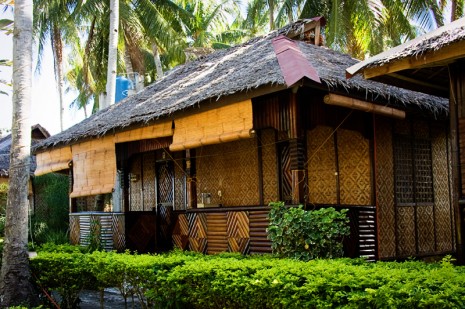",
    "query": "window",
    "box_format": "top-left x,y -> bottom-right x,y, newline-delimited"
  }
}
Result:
393,134 -> 433,205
